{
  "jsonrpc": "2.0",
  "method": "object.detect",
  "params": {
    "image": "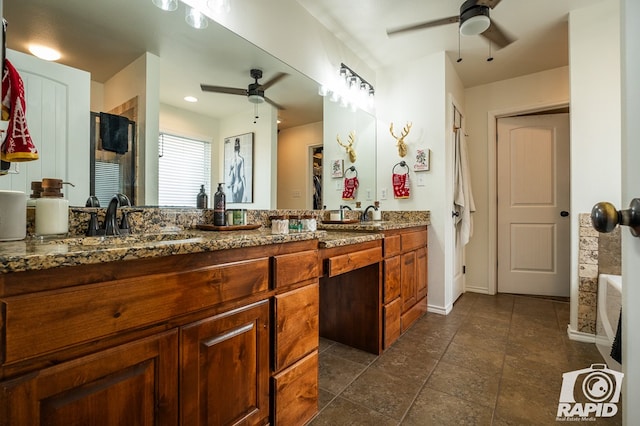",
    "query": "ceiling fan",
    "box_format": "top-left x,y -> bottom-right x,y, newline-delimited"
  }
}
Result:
386,0 -> 515,49
200,69 -> 289,110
